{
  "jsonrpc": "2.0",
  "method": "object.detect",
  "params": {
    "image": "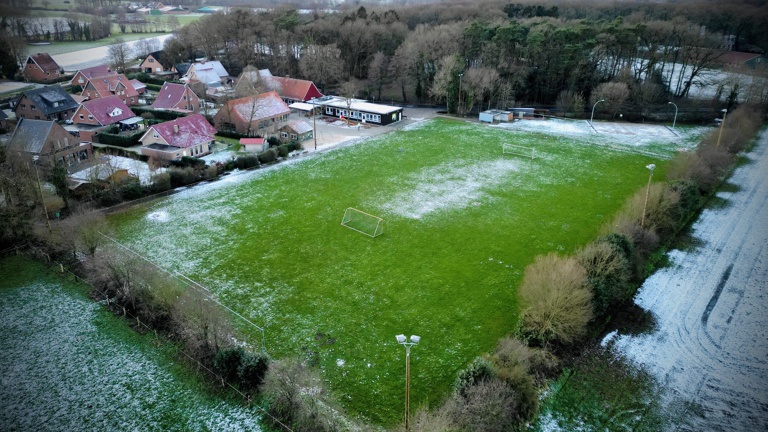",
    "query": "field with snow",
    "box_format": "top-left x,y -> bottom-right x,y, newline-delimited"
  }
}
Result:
105,117 -> 703,424
610,129 -> 768,431
0,256 -> 261,431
